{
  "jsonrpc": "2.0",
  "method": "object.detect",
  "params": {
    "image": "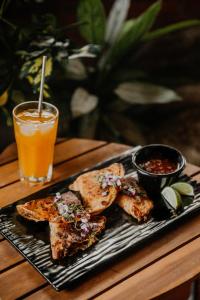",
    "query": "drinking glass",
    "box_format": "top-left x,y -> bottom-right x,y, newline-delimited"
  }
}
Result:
13,101 -> 58,184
